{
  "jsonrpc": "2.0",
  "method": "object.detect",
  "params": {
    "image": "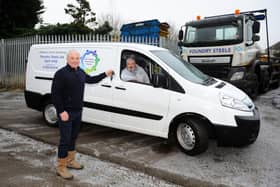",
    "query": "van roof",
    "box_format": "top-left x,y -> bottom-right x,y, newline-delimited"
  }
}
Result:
31,42 -> 168,52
